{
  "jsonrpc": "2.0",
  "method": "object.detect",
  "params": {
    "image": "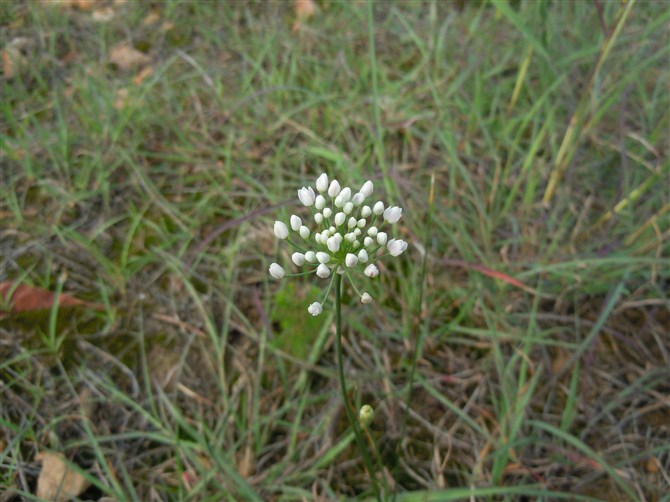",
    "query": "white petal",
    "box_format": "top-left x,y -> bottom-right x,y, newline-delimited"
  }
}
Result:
315,195 -> 326,210
364,236 -> 373,247
357,249 -> 369,263
334,187 -> 351,207
308,302 -> 323,316
274,221 -> 289,239
383,206 -> 403,224
327,236 -> 341,253
361,205 -> 372,218
316,173 -> 329,193
334,212 -> 346,226
364,264 -> 379,278
376,232 -> 387,245
290,215 -> 302,231
300,225 -> 310,239
352,193 -> 365,206
316,252 -> 331,264
298,187 -> 316,206
323,207 -> 332,218
269,263 -> 285,279
316,263 -> 331,278
345,253 -> 358,267
328,180 -> 341,197
305,251 -> 316,262
367,226 -> 378,237
357,218 -> 366,228
387,239 -> 406,256
343,202 -> 354,214
314,213 -> 324,224
373,201 -> 385,215
348,217 -> 357,228
360,181 -> 373,198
